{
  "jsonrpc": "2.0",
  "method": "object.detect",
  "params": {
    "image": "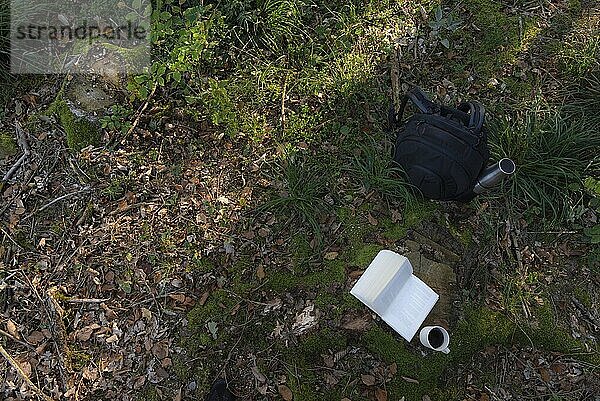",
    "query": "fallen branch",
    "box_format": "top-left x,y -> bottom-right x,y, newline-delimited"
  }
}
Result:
0,343 -> 54,401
